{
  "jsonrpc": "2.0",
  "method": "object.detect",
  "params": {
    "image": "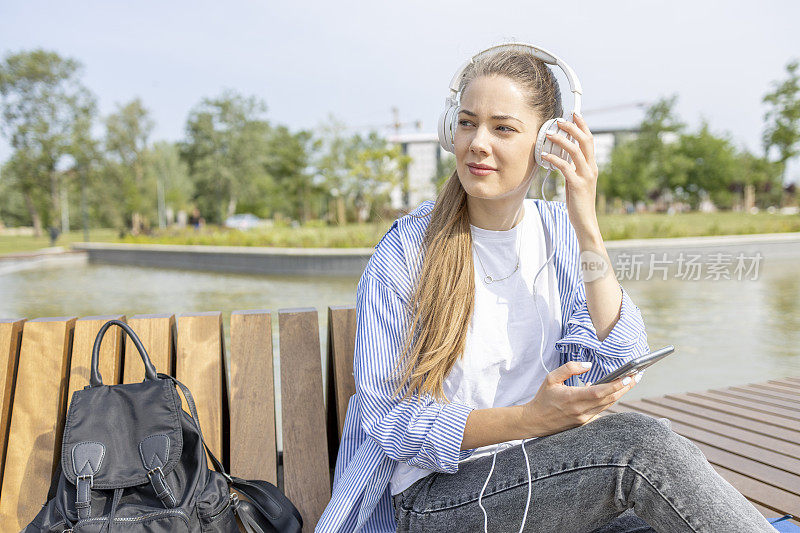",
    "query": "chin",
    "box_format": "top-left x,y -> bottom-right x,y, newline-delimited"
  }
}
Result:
458,171 -> 516,200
